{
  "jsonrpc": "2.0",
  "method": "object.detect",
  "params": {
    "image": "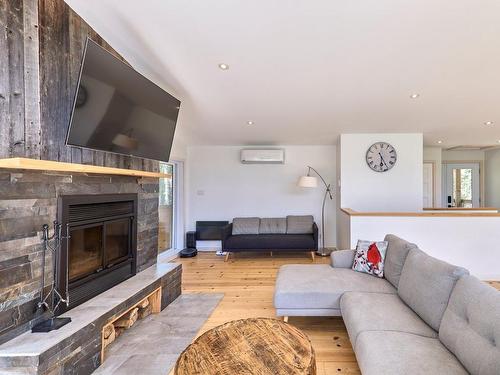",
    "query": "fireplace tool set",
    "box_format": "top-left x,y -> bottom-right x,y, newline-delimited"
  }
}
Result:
32,222 -> 72,332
